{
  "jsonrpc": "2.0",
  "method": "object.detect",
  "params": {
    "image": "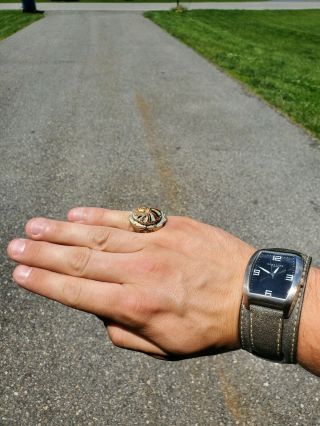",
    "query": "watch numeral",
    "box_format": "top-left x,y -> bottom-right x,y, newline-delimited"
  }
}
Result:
253,269 -> 261,276
273,255 -> 282,261
265,290 -> 272,296
285,274 -> 294,281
